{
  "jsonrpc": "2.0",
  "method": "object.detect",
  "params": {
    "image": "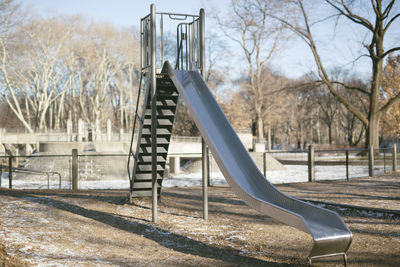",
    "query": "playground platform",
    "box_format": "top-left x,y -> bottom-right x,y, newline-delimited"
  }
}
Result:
0,173 -> 399,266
